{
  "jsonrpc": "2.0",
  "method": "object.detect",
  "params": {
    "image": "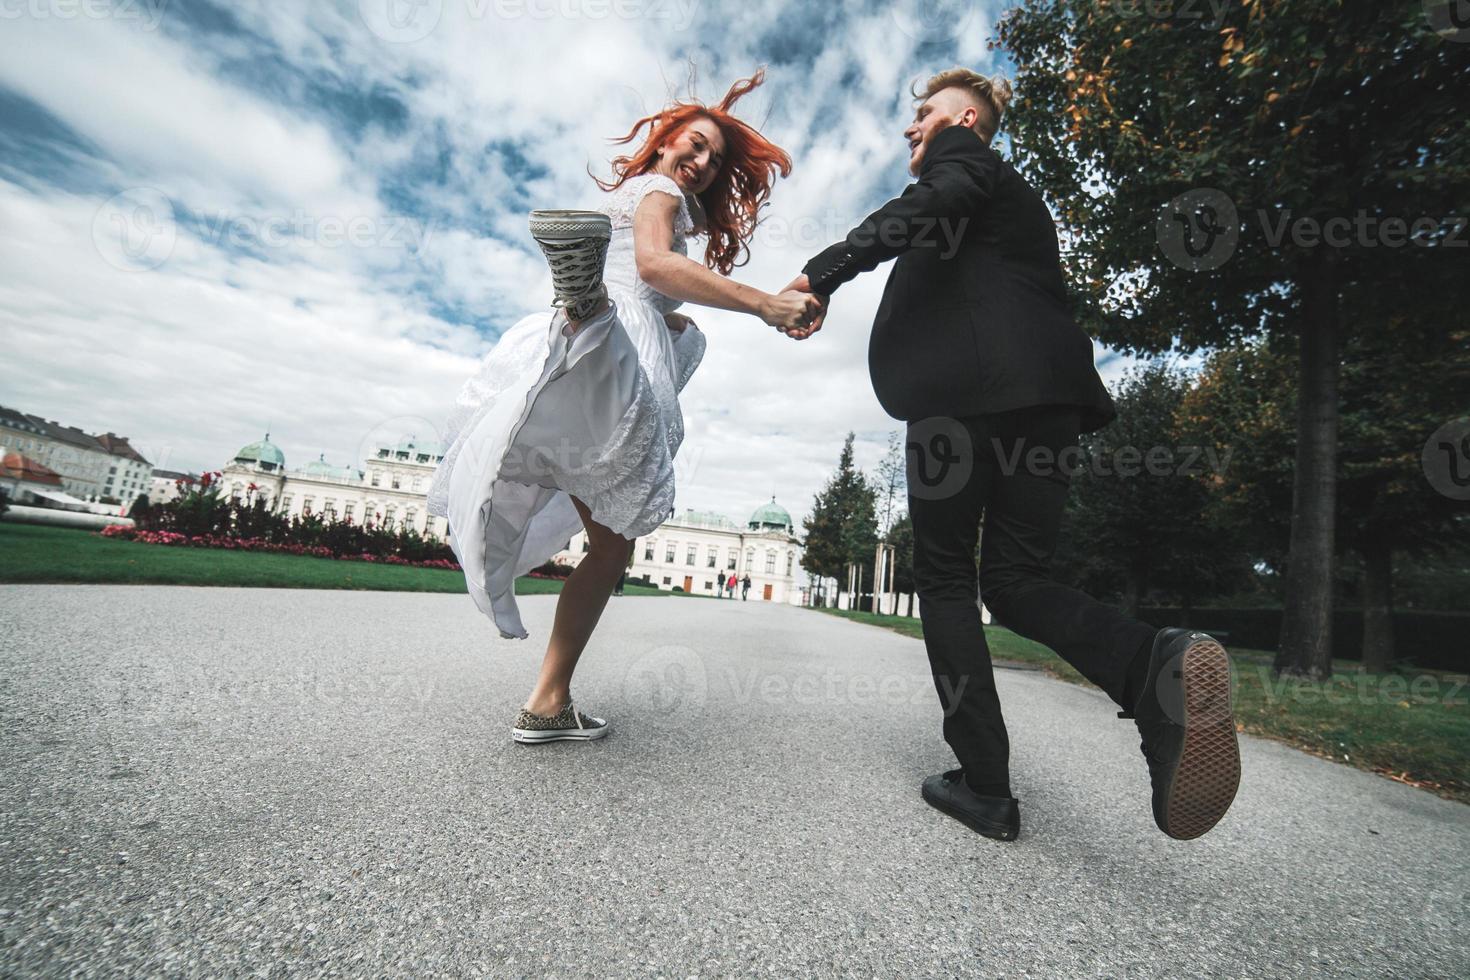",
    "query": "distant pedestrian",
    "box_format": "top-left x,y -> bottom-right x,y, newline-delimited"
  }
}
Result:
741,574 -> 751,601
726,572 -> 737,598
